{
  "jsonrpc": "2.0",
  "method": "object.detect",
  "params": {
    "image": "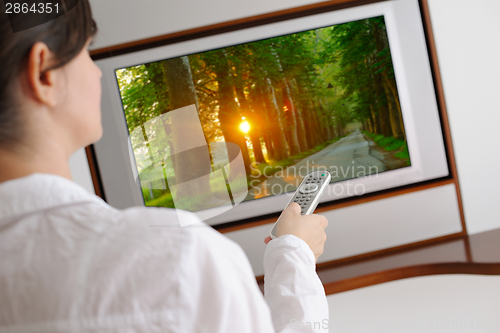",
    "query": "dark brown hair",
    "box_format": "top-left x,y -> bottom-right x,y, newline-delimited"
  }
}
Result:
0,0 -> 97,148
